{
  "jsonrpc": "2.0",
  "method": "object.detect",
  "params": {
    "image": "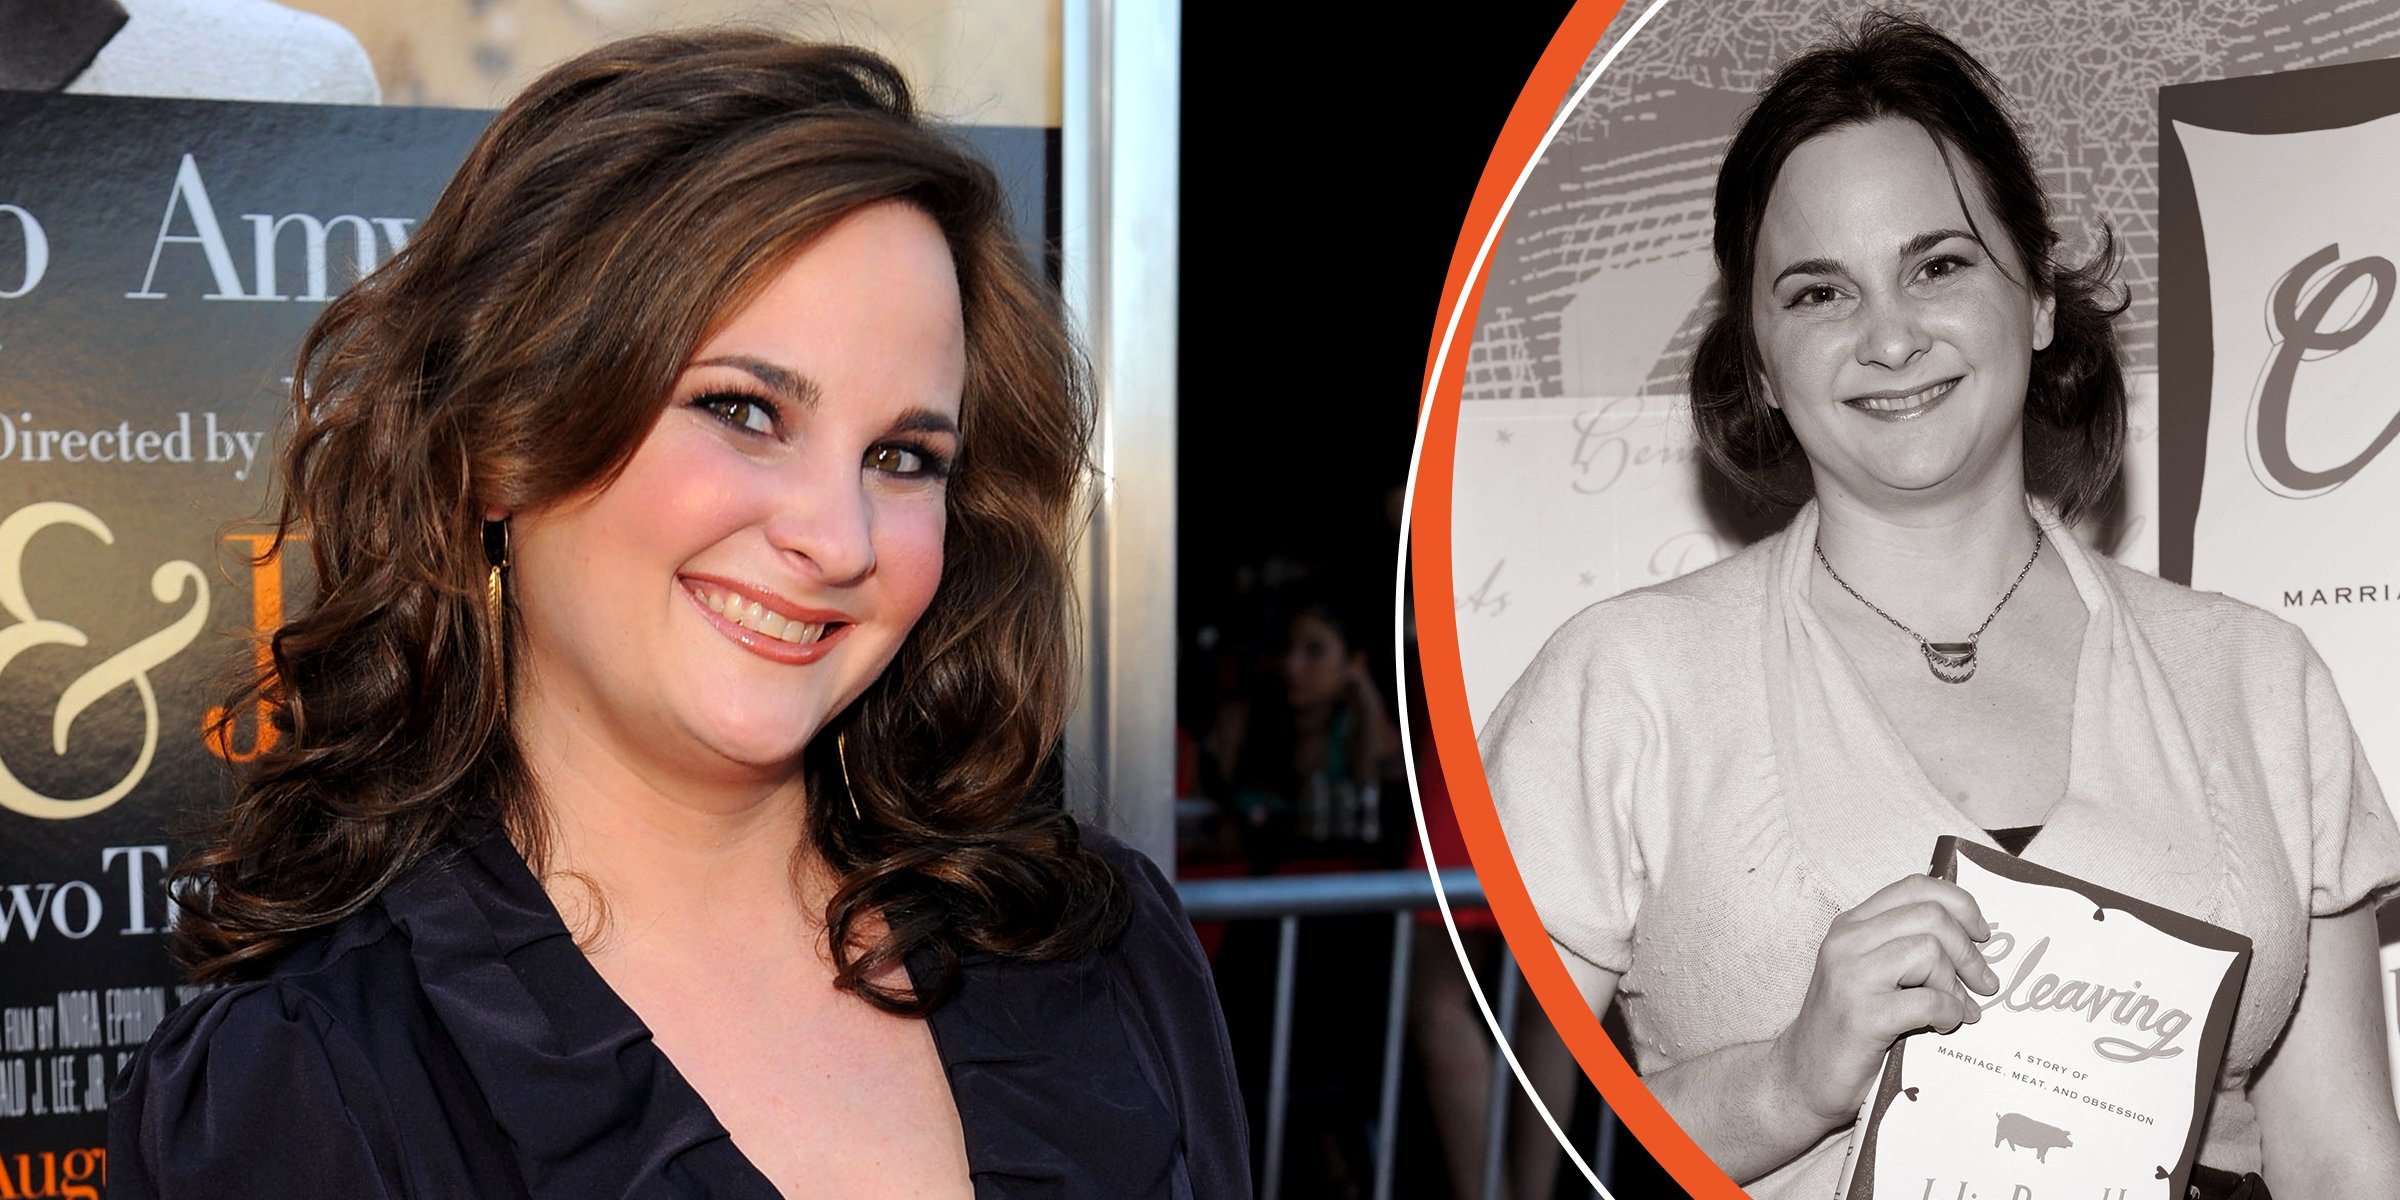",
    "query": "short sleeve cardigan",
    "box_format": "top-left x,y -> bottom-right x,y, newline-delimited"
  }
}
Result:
1480,503 -> 2400,1197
